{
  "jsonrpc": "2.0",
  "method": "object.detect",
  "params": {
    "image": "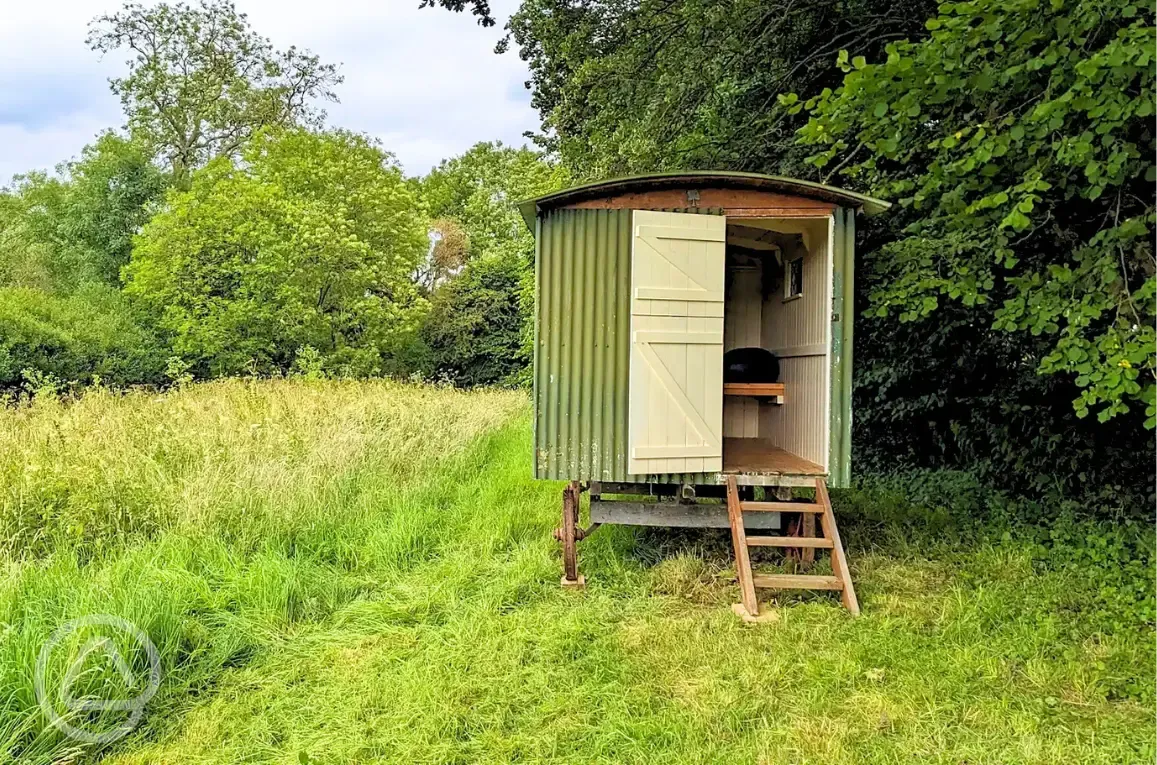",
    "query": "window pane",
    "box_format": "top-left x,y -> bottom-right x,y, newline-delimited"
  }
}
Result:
788,258 -> 803,297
